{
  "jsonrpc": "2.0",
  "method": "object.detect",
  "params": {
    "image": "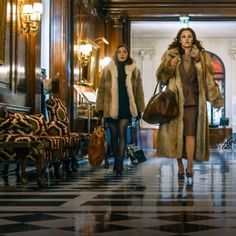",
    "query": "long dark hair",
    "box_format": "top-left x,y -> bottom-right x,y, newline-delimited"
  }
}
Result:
168,27 -> 204,54
112,44 -> 133,65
